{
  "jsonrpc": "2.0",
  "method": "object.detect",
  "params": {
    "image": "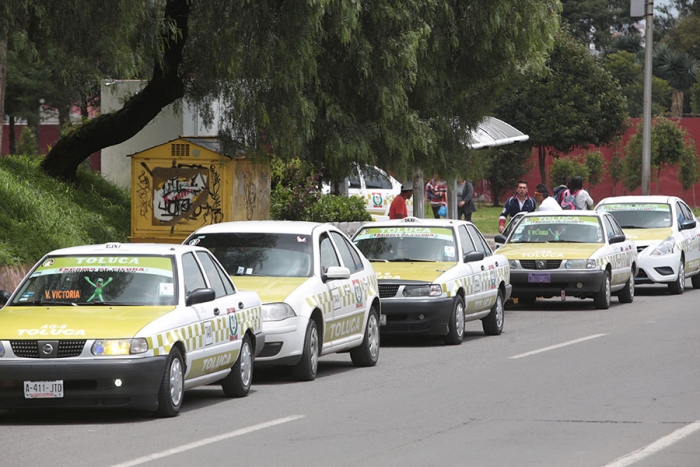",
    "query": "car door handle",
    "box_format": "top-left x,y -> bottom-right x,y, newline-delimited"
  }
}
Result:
238,302 -> 245,309
213,308 -> 220,316
481,265 -> 485,271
